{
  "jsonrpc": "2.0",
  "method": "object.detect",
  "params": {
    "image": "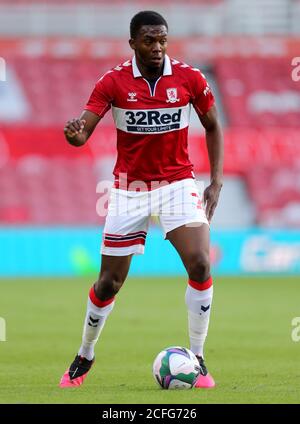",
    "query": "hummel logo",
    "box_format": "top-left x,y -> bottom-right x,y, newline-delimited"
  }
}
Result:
201,305 -> 210,313
88,316 -> 100,327
203,85 -> 211,96
127,92 -> 137,102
